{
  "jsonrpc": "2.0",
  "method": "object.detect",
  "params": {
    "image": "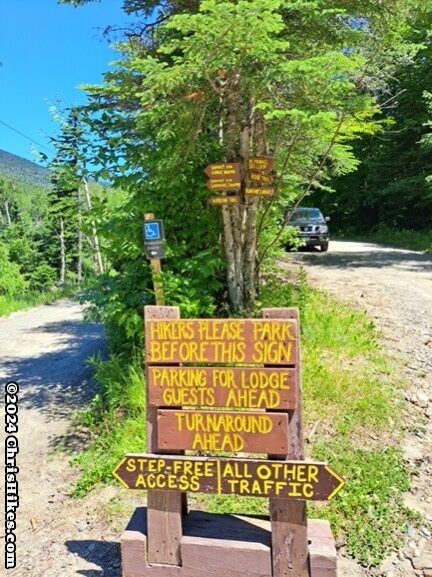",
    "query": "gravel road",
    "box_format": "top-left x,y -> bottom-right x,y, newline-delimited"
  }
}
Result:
0,299 -> 120,577
289,240 -> 432,577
